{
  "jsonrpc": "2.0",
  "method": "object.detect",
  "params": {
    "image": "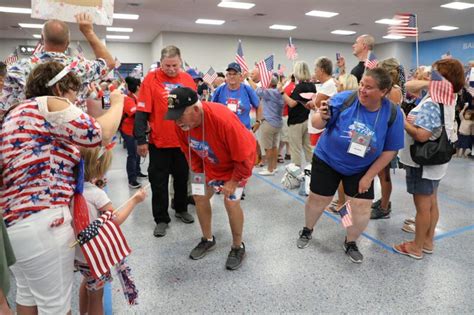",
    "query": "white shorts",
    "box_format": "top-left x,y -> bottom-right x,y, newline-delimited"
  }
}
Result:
7,206 -> 75,315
